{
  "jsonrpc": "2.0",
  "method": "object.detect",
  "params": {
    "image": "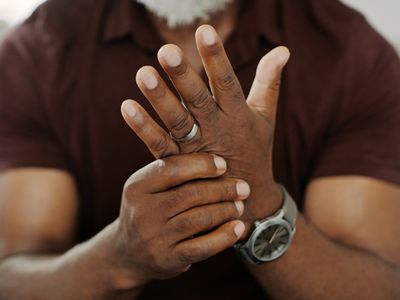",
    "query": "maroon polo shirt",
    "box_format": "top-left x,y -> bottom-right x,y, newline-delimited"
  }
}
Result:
1,0 -> 400,298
